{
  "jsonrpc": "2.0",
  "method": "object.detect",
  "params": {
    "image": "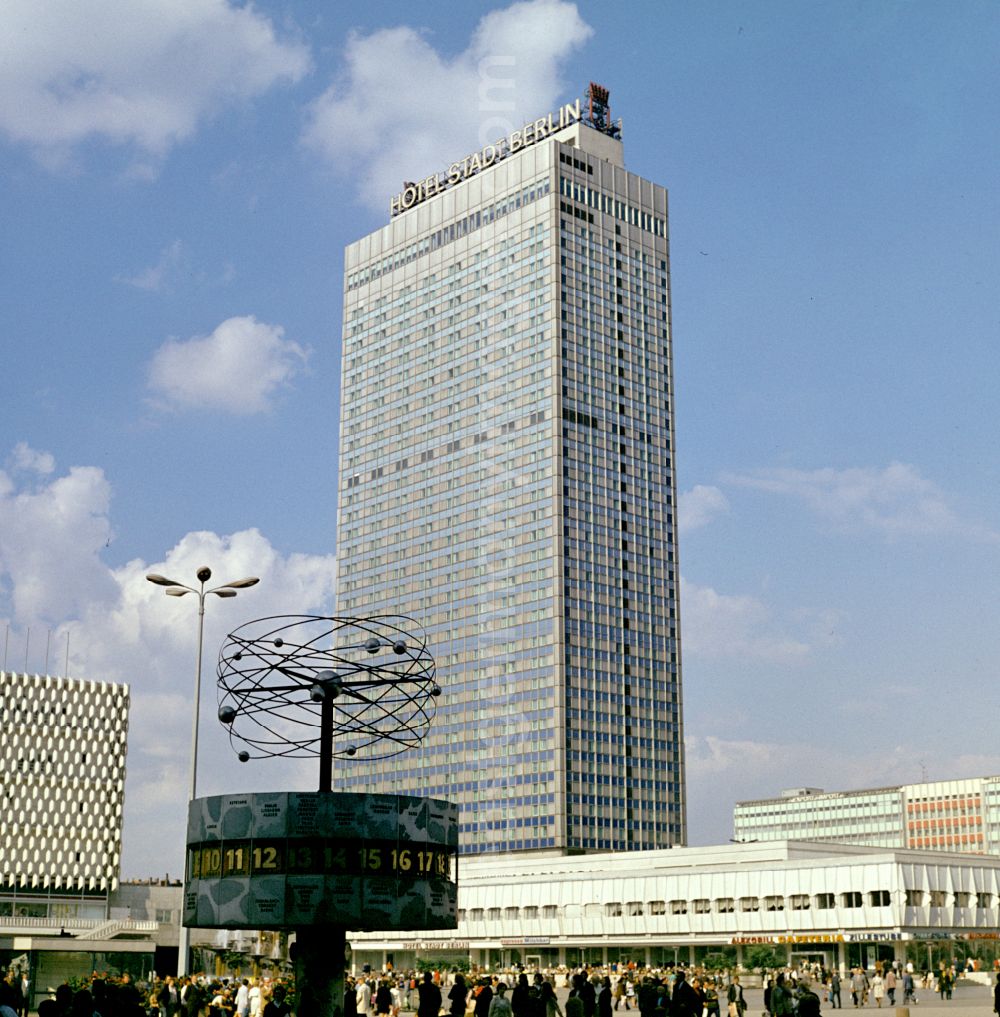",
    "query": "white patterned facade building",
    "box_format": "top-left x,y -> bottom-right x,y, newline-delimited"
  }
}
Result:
0,671 -> 129,899
734,777 -> 1000,853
